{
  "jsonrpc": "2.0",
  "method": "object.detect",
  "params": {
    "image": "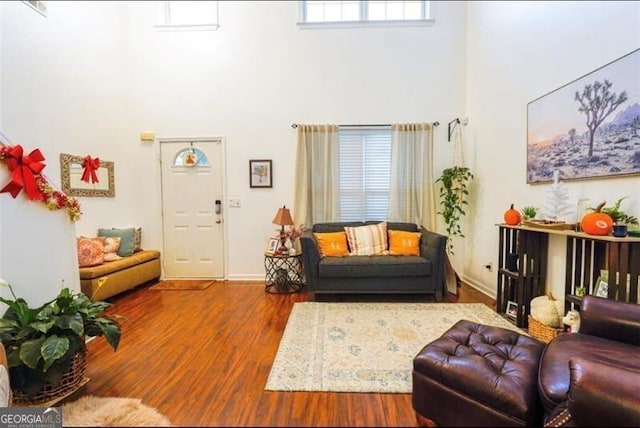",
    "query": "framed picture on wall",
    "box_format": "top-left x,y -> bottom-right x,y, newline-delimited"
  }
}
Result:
250,159 -> 272,188
526,47 -> 640,184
